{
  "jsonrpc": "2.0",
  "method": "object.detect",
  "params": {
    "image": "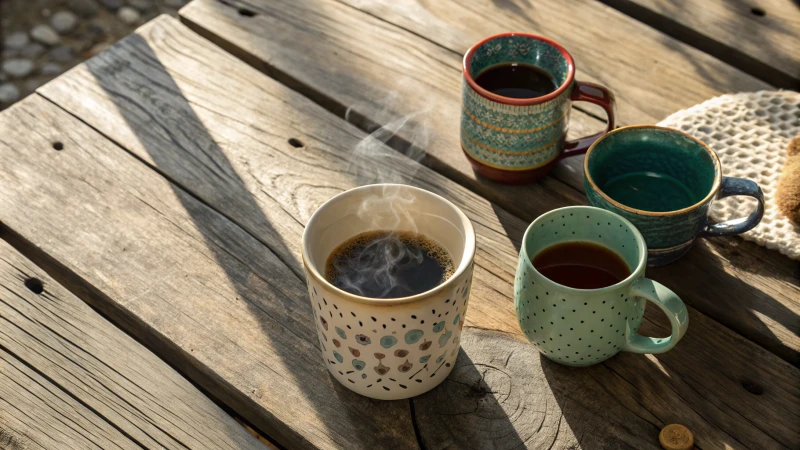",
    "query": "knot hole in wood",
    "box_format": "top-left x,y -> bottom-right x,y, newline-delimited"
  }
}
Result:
24,277 -> 44,294
741,379 -> 764,395
52,141 -> 64,151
